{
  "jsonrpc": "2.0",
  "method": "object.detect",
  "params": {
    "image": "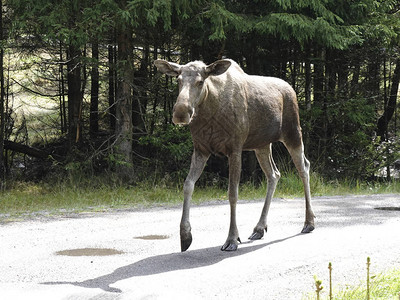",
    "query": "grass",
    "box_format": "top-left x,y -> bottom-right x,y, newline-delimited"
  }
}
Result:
304,268 -> 400,300
0,181 -> 182,219
1,171 -> 399,221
